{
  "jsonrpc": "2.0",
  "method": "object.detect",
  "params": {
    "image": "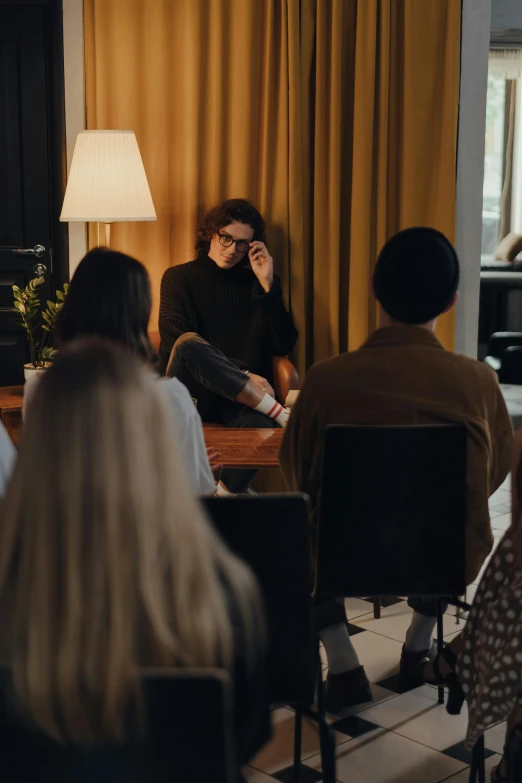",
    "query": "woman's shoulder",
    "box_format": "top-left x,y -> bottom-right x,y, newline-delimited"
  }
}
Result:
156,377 -> 197,416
